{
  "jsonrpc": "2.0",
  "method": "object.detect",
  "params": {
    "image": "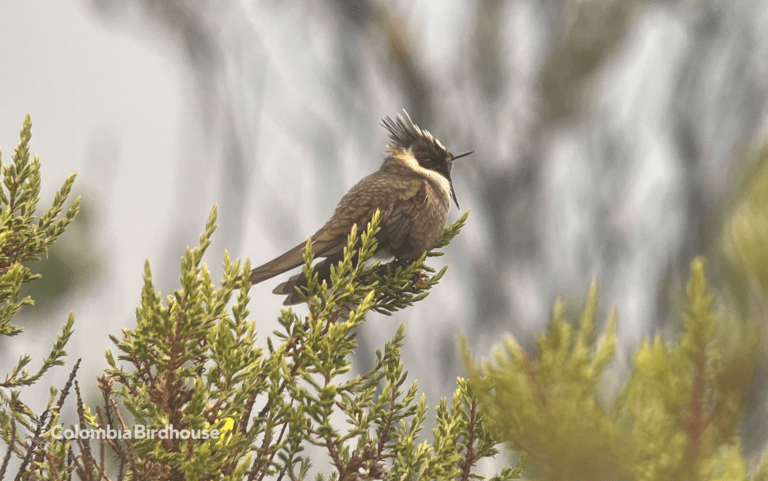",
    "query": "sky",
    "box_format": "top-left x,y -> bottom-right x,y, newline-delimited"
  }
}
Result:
0,2 -> 184,388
